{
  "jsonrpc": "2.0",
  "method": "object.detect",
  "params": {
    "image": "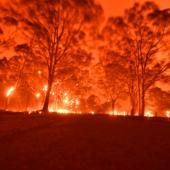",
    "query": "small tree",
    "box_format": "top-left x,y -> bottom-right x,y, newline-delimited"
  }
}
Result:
94,49 -> 127,112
